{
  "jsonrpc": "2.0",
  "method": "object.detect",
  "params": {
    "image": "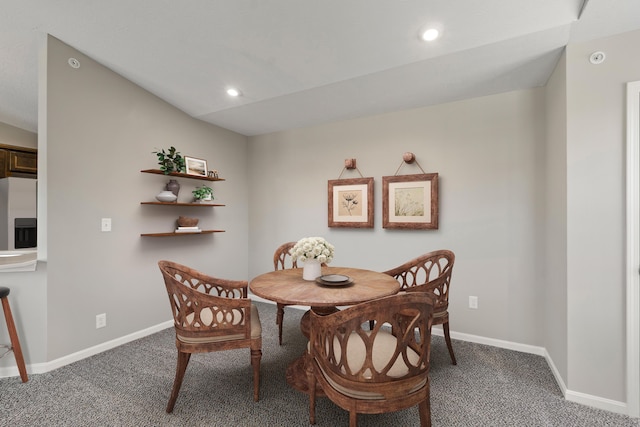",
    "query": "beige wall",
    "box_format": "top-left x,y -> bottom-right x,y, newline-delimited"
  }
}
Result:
544,51 -> 569,383
248,88 -> 547,346
42,35 -> 249,360
0,122 -> 37,148
565,28 -> 640,404
0,264 -> 47,370
247,29 -> 640,407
